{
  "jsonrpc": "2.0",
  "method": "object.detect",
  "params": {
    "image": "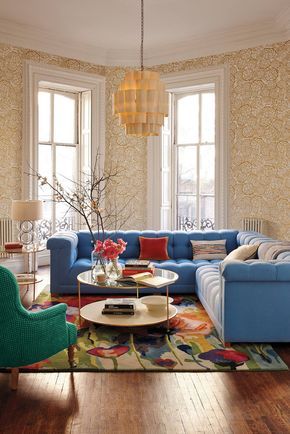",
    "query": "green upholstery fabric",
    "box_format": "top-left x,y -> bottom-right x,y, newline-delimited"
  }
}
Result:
0,265 -> 77,368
